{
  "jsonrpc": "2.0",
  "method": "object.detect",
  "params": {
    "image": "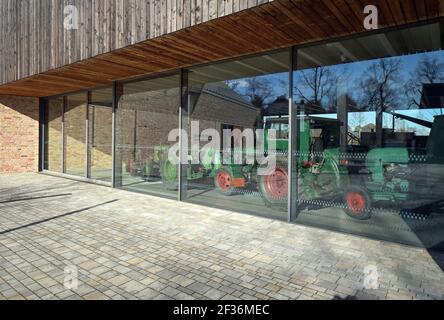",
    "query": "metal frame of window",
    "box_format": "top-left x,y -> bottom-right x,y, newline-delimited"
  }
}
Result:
38,98 -> 46,172
62,91 -> 88,178
179,69 -> 189,202
61,96 -> 66,173
288,46 -> 298,223
42,89 -> 113,186
85,91 -> 91,179
39,18 -> 444,225
111,82 -> 118,188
